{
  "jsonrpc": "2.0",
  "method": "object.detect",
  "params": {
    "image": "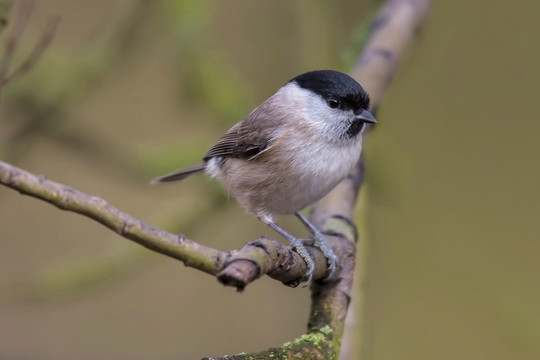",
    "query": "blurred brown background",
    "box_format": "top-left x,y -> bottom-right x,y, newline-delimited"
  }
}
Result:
0,1 -> 538,359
